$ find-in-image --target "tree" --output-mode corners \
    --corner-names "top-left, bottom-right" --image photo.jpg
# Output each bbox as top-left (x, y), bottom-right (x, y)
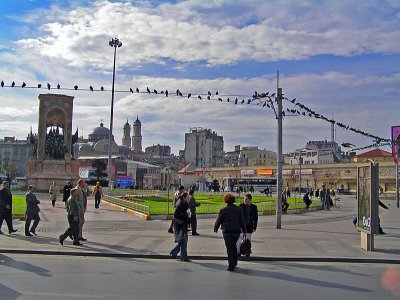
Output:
top-left (92, 159), bottom-right (107, 180)
top-left (6, 163), bottom-right (17, 178)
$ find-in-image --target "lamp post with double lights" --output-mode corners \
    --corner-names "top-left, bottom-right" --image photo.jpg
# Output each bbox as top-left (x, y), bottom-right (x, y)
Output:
top-left (107, 38), bottom-right (122, 189)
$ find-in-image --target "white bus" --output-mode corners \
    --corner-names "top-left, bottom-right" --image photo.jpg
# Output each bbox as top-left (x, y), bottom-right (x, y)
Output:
top-left (223, 177), bottom-right (277, 193)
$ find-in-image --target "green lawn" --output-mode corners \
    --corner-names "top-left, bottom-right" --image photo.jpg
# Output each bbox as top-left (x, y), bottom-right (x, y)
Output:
top-left (107, 191), bottom-right (320, 215)
top-left (12, 195), bottom-right (26, 216)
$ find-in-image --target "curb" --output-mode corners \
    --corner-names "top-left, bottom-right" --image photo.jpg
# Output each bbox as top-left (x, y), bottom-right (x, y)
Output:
top-left (0, 249), bottom-right (399, 264)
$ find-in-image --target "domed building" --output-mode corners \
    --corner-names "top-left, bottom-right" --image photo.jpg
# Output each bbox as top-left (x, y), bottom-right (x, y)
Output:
top-left (89, 122), bottom-right (114, 144)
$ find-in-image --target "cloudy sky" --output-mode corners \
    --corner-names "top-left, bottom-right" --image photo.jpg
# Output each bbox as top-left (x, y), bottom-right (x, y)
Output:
top-left (0, 0), bottom-right (399, 155)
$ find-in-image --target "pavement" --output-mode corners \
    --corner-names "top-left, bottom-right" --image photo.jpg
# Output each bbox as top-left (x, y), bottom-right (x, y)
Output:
top-left (1, 193), bottom-right (399, 263)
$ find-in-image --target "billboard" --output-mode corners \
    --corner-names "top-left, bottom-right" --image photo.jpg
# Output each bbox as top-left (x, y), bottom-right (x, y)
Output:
top-left (116, 176), bottom-right (134, 189)
top-left (392, 125), bottom-right (400, 156)
top-left (294, 169), bottom-right (313, 175)
top-left (256, 169), bottom-right (273, 176)
top-left (357, 163), bottom-right (379, 233)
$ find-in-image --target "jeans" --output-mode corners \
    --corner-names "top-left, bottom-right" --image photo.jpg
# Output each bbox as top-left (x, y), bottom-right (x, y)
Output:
top-left (170, 237), bottom-right (188, 261)
top-left (95, 196), bottom-right (101, 208)
top-left (223, 232), bottom-right (240, 269)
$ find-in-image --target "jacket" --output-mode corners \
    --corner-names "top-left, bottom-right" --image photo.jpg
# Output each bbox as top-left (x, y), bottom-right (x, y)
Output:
top-left (26, 192), bottom-right (40, 215)
top-left (214, 203), bottom-right (246, 234)
top-left (0, 188), bottom-right (12, 212)
top-left (239, 203), bottom-right (258, 233)
top-left (66, 196), bottom-right (80, 217)
top-left (188, 195), bottom-right (200, 214)
top-left (173, 199), bottom-right (189, 243)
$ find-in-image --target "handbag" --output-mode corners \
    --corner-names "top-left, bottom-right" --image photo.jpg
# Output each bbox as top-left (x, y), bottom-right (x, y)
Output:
top-left (240, 234), bottom-right (252, 256)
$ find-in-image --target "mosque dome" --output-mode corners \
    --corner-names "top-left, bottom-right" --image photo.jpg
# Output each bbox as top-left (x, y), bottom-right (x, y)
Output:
top-left (89, 122), bottom-right (114, 143)
top-left (79, 143), bottom-right (94, 152)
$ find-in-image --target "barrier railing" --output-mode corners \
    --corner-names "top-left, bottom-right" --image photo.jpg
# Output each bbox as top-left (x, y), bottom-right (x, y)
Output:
top-left (103, 194), bottom-right (150, 215)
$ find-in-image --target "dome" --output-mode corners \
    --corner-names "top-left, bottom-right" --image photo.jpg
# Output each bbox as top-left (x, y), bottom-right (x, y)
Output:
top-left (91, 122), bottom-right (110, 135)
top-left (89, 122), bottom-right (114, 143)
top-left (79, 143), bottom-right (94, 152)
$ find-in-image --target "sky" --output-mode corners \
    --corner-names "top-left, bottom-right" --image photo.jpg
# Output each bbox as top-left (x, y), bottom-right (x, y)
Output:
top-left (0, 0), bottom-right (399, 155)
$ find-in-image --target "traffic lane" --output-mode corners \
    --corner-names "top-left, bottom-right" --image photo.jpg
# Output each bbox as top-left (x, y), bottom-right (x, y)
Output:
top-left (0, 255), bottom-right (398, 300)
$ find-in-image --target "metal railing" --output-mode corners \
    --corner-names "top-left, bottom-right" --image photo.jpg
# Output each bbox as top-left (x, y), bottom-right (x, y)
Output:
top-left (104, 194), bottom-right (150, 215)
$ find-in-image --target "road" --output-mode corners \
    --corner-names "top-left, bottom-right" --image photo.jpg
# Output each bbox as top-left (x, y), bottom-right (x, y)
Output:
top-left (1, 254), bottom-right (399, 300)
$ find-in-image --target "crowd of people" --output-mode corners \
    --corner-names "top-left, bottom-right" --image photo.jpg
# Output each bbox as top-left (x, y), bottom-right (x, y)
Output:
top-left (0, 180), bottom-right (389, 272)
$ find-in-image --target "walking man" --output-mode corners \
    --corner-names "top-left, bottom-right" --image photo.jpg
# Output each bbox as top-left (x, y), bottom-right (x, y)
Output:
top-left (76, 179), bottom-right (87, 241)
top-left (25, 185), bottom-right (40, 236)
top-left (319, 184), bottom-right (331, 210)
top-left (237, 194), bottom-right (258, 257)
top-left (0, 181), bottom-right (18, 235)
top-left (188, 190), bottom-right (201, 236)
top-left (92, 181), bottom-right (104, 209)
top-left (62, 181), bottom-right (73, 203)
top-left (59, 188), bottom-right (82, 246)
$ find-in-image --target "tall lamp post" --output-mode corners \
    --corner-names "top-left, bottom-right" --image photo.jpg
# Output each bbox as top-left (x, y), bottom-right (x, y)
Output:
top-left (107, 38), bottom-right (122, 189)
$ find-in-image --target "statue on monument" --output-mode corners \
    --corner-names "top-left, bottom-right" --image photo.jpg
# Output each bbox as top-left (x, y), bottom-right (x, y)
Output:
top-left (45, 126), bottom-right (67, 160)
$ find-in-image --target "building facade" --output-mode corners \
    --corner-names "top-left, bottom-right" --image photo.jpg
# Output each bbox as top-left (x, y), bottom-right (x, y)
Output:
top-left (0, 136), bottom-right (34, 177)
top-left (145, 144), bottom-right (171, 157)
top-left (184, 127), bottom-right (224, 167)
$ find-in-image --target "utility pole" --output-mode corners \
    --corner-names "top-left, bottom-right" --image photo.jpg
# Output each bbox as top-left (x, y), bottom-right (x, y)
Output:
top-left (276, 76), bottom-right (283, 229)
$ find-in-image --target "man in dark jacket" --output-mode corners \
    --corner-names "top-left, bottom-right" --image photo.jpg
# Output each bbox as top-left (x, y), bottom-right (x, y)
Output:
top-left (59, 188), bottom-right (82, 246)
top-left (214, 193), bottom-right (246, 272)
top-left (188, 189), bottom-right (201, 236)
top-left (0, 181), bottom-right (18, 234)
top-left (25, 185), bottom-right (40, 236)
top-left (237, 194), bottom-right (258, 256)
top-left (62, 181), bottom-right (73, 203)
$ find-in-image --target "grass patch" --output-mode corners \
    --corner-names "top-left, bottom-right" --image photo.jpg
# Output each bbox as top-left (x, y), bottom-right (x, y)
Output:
top-left (107, 191), bottom-right (320, 215)
top-left (12, 195), bottom-right (26, 216)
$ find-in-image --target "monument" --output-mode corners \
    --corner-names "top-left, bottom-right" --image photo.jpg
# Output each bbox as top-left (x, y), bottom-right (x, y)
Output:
top-left (26, 94), bottom-right (79, 190)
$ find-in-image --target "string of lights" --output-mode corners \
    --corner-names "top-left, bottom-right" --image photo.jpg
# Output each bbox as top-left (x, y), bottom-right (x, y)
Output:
top-left (0, 79), bottom-right (392, 146)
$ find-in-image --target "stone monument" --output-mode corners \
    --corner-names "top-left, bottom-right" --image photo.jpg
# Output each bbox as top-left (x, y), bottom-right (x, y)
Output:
top-left (27, 94), bottom-right (79, 190)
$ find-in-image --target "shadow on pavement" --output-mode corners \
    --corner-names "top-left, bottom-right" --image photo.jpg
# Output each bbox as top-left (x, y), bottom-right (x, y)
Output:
top-left (0, 254), bottom-right (52, 277)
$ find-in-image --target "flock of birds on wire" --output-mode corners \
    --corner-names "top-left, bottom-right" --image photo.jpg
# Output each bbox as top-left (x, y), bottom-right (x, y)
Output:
top-left (0, 80), bottom-right (395, 148)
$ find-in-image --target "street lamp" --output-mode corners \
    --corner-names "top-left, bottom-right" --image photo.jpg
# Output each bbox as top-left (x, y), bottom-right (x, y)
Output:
top-left (107, 38), bottom-right (122, 190)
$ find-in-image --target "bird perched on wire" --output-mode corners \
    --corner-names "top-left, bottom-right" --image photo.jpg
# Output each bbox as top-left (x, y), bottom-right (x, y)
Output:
top-left (208, 91), bottom-right (211, 96)
top-left (74, 85), bottom-right (78, 90)
top-left (1, 81), bottom-right (4, 87)
top-left (165, 90), bottom-right (168, 97)
top-left (130, 88), bottom-right (133, 93)
top-left (207, 95), bottom-right (210, 100)
top-left (38, 83), bottom-right (42, 88)
top-left (136, 87), bottom-right (139, 93)
top-left (147, 87), bottom-right (151, 94)
top-left (154, 89), bottom-right (158, 94)
top-left (47, 83), bottom-right (51, 90)
top-left (198, 95), bottom-right (202, 100)
top-left (187, 93), bottom-right (191, 99)
top-left (12, 81), bottom-right (15, 87)
top-left (90, 86), bottom-right (94, 92)
top-left (341, 142), bottom-right (355, 148)
top-left (22, 82), bottom-right (26, 88)
top-left (100, 86), bottom-right (104, 91)
top-left (57, 84), bottom-right (60, 89)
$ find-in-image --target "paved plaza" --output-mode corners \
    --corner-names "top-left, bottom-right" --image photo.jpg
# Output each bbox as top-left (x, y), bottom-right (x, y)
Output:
top-left (0, 193), bottom-right (399, 263)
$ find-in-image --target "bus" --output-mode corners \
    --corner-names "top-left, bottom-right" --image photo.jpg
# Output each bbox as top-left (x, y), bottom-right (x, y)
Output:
top-left (223, 177), bottom-right (277, 193)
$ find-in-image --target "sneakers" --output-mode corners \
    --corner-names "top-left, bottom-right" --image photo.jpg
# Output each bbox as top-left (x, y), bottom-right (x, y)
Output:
top-left (30, 231), bottom-right (38, 236)
top-left (9, 229), bottom-right (18, 234)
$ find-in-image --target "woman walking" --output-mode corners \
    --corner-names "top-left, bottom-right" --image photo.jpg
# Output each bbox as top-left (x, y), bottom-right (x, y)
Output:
top-left (170, 192), bottom-right (191, 262)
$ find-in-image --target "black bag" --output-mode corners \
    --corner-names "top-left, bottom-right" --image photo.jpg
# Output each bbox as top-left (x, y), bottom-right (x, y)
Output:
top-left (240, 235), bottom-right (252, 256)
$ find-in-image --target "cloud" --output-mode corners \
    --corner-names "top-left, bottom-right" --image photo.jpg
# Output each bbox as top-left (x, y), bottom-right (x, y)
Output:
top-left (14, 0), bottom-right (400, 69)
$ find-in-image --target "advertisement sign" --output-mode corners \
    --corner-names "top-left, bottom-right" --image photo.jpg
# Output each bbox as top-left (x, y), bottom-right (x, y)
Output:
top-left (392, 125), bottom-right (400, 156)
top-left (294, 169), bottom-right (313, 175)
top-left (241, 170), bottom-right (255, 176)
top-left (282, 170), bottom-right (292, 176)
top-left (116, 176), bottom-right (133, 189)
top-left (257, 169), bottom-right (273, 176)
top-left (357, 163), bottom-right (379, 233)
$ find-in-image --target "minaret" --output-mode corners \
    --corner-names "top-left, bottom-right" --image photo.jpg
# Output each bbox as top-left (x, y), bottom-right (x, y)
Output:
top-left (132, 115), bottom-right (142, 152)
top-left (122, 119), bottom-right (131, 147)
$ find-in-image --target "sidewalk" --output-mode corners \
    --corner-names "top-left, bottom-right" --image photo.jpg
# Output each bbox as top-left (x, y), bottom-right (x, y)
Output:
top-left (1, 194), bottom-right (399, 263)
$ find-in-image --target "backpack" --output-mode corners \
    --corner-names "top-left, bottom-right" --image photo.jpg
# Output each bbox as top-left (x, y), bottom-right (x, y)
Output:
top-left (240, 236), bottom-right (252, 256)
